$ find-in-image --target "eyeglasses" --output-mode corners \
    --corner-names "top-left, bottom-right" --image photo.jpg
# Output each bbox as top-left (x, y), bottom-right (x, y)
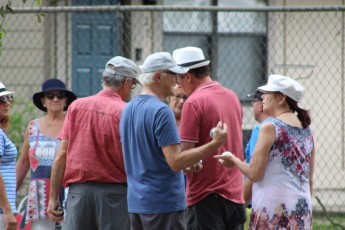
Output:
top-left (177, 74), bottom-right (185, 79)
top-left (162, 71), bottom-right (177, 77)
top-left (126, 78), bottom-right (137, 89)
top-left (0, 95), bottom-right (14, 104)
top-left (44, 92), bottom-right (66, 100)
top-left (173, 95), bottom-right (187, 101)
top-left (251, 99), bottom-right (262, 105)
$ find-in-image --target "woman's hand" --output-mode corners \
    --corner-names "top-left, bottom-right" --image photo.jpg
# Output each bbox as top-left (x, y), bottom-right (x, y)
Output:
top-left (4, 212), bottom-right (17, 230)
top-left (213, 151), bottom-right (236, 168)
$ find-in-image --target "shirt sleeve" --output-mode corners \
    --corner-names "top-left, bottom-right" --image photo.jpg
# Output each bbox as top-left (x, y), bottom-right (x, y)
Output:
top-left (154, 106), bottom-right (180, 147)
top-left (0, 130), bottom-right (5, 158)
top-left (248, 125), bottom-right (260, 161)
top-left (58, 105), bottom-right (73, 140)
top-left (179, 101), bottom-right (200, 142)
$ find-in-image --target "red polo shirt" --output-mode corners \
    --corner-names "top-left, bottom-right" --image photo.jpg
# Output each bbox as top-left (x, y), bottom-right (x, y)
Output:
top-left (59, 90), bottom-right (127, 187)
top-left (180, 81), bottom-right (244, 206)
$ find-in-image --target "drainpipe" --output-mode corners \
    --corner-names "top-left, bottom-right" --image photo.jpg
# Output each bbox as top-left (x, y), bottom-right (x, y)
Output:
top-left (210, 0), bottom-right (218, 80)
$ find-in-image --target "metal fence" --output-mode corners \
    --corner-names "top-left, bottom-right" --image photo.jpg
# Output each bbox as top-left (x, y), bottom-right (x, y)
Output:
top-left (1, 4), bottom-right (345, 226)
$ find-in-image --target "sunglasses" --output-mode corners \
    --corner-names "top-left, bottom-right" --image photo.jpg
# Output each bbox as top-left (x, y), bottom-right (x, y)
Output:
top-left (44, 92), bottom-right (66, 100)
top-left (162, 70), bottom-right (177, 77)
top-left (0, 95), bottom-right (14, 104)
top-left (251, 99), bottom-right (262, 105)
top-left (173, 95), bottom-right (187, 101)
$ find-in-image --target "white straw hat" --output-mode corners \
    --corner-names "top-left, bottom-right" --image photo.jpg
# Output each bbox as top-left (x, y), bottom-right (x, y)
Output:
top-left (0, 82), bottom-right (14, 97)
top-left (172, 46), bottom-right (210, 69)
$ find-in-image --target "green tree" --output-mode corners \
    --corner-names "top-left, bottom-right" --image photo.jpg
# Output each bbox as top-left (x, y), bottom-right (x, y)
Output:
top-left (0, 0), bottom-right (44, 55)
top-left (8, 98), bottom-right (36, 154)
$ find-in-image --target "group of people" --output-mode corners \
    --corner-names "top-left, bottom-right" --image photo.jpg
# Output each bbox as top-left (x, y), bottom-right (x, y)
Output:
top-left (0, 46), bottom-right (315, 230)
top-left (0, 79), bottom-right (77, 230)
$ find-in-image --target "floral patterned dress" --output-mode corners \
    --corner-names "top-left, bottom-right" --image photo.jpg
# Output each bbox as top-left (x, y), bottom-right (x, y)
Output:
top-left (24, 119), bottom-right (64, 224)
top-left (250, 118), bottom-right (314, 230)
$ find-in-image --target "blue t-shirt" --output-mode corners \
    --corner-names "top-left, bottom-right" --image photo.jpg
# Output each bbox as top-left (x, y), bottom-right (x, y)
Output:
top-left (244, 117), bottom-right (274, 163)
top-left (120, 95), bottom-right (186, 214)
top-left (0, 128), bottom-right (18, 214)
top-left (244, 117), bottom-right (273, 206)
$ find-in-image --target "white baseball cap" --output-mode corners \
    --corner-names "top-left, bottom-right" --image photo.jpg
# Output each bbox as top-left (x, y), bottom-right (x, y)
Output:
top-left (172, 46), bottom-right (210, 69)
top-left (104, 56), bottom-right (142, 85)
top-left (0, 82), bottom-right (14, 97)
top-left (258, 75), bottom-right (304, 102)
top-left (140, 52), bottom-right (189, 74)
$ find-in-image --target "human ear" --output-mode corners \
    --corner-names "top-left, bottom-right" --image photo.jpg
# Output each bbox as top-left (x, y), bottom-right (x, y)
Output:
top-left (278, 93), bottom-right (287, 105)
top-left (259, 102), bottom-right (264, 112)
top-left (185, 73), bottom-right (192, 82)
top-left (153, 72), bottom-right (161, 82)
top-left (125, 78), bottom-right (132, 85)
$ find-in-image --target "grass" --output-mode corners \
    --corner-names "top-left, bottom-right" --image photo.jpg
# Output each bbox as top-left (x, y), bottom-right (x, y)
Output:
top-left (313, 215), bottom-right (345, 230)
top-left (312, 196), bottom-right (345, 229)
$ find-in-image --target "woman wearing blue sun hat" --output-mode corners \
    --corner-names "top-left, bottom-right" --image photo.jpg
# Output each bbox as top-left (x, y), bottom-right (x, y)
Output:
top-left (16, 78), bottom-right (76, 230)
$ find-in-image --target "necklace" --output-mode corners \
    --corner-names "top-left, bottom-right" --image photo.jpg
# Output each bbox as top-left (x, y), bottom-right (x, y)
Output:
top-left (277, 110), bottom-right (293, 118)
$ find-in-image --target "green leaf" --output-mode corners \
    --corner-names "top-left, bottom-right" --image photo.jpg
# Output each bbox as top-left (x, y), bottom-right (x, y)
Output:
top-left (5, 5), bottom-right (14, 14)
top-left (0, 28), bottom-right (5, 40)
top-left (0, 6), bottom-right (5, 17)
top-left (23, 0), bottom-right (28, 3)
top-left (35, 0), bottom-right (42, 6)
top-left (37, 14), bottom-right (41, 23)
top-left (0, 30), bottom-right (3, 57)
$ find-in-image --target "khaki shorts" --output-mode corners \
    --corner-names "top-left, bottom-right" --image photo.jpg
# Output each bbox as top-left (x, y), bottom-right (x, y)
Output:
top-left (244, 207), bottom-right (251, 230)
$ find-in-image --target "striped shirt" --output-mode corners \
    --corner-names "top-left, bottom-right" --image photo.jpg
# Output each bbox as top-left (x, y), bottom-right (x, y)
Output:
top-left (0, 128), bottom-right (17, 214)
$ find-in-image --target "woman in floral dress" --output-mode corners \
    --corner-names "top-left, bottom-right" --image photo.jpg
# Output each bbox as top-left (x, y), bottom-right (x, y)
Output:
top-left (16, 79), bottom-right (76, 230)
top-left (215, 75), bottom-right (315, 230)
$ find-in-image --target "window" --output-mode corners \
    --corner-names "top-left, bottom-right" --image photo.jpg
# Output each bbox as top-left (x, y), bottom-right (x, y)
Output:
top-left (163, 0), bottom-right (267, 101)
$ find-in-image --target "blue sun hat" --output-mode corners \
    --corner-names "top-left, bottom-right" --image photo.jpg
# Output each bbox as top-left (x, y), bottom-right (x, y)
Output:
top-left (32, 78), bottom-right (77, 112)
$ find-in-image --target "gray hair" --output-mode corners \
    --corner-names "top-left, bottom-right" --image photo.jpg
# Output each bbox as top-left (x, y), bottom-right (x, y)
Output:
top-left (102, 72), bottom-right (126, 90)
top-left (139, 72), bottom-right (155, 86)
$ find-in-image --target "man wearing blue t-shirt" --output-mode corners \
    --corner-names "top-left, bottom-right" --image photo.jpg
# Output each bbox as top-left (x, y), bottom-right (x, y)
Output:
top-left (120, 52), bottom-right (228, 230)
top-left (243, 90), bottom-right (272, 230)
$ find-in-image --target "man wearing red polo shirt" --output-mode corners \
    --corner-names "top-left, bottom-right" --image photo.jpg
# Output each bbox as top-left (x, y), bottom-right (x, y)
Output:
top-left (173, 47), bottom-right (246, 230)
top-left (47, 56), bottom-right (140, 230)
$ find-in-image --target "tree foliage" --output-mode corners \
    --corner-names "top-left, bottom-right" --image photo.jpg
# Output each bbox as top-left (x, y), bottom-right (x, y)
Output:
top-left (8, 99), bottom-right (36, 153)
top-left (0, 0), bottom-right (44, 55)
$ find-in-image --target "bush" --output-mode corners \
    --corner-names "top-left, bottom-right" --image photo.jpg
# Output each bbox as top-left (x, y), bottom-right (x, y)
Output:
top-left (8, 98), bottom-right (36, 153)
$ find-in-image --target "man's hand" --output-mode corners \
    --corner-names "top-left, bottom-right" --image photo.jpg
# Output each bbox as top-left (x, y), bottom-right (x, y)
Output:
top-left (47, 199), bottom-right (64, 222)
top-left (211, 121), bottom-right (228, 145)
top-left (184, 160), bottom-right (203, 173)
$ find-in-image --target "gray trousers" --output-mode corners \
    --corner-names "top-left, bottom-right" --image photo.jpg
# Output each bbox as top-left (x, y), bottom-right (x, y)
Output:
top-left (63, 182), bottom-right (129, 230)
top-left (129, 210), bottom-right (186, 230)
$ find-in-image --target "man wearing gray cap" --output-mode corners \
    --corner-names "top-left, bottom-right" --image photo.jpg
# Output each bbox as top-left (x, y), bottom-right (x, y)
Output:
top-left (120, 52), bottom-right (228, 230)
top-left (47, 56), bottom-right (140, 230)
